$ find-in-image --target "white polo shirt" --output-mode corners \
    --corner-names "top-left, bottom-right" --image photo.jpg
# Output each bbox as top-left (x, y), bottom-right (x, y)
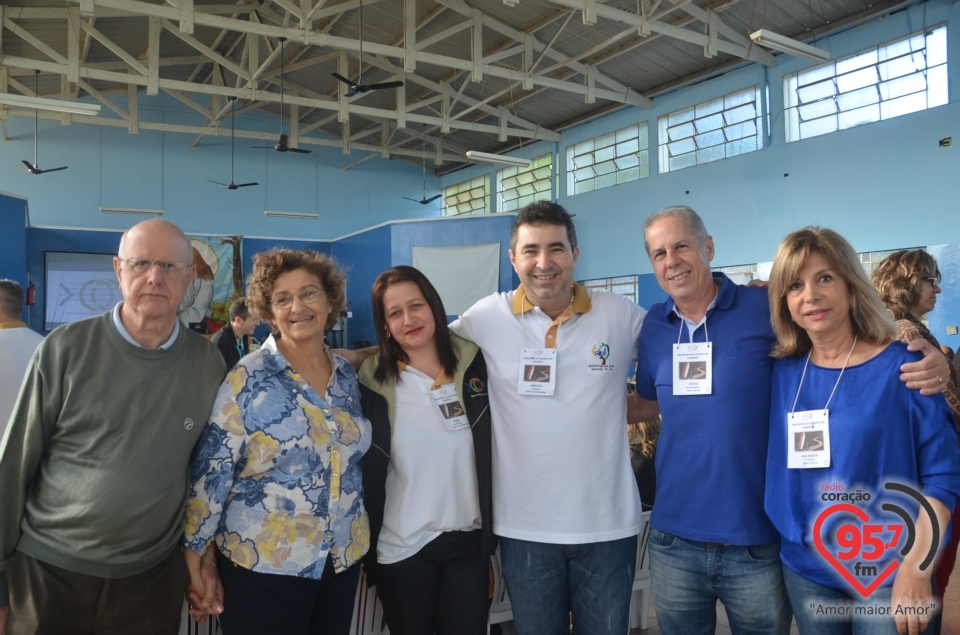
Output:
top-left (451, 283), bottom-right (645, 544)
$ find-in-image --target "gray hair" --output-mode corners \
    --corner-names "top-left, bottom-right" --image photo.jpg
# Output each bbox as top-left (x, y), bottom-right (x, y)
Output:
top-left (0, 279), bottom-right (25, 320)
top-left (642, 206), bottom-right (709, 254)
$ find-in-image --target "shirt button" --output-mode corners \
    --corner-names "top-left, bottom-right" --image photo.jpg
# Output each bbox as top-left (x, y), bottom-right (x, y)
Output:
top-left (322, 408), bottom-right (332, 416)
top-left (547, 334), bottom-right (554, 339)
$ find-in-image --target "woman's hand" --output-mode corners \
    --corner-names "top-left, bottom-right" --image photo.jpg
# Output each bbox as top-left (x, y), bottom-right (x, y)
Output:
top-left (901, 339), bottom-right (950, 395)
top-left (184, 547), bottom-right (224, 624)
top-left (891, 566), bottom-right (934, 635)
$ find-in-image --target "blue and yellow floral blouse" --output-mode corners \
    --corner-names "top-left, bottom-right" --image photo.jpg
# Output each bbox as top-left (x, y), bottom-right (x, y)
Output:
top-left (184, 336), bottom-right (372, 577)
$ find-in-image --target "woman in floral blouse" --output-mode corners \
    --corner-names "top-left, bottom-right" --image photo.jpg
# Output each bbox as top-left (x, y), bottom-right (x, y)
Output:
top-left (183, 248), bottom-right (371, 635)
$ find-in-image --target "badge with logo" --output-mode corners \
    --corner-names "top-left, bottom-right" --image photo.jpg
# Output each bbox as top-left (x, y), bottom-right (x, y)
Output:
top-left (518, 348), bottom-right (557, 396)
top-left (430, 383), bottom-right (470, 431)
top-left (788, 409), bottom-right (830, 468)
top-left (672, 342), bottom-right (712, 395)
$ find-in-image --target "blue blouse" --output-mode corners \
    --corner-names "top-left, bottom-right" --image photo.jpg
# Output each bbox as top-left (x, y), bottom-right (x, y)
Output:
top-left (765, 341), bottom-right (960, 589)
top-left (184, 336), bottom-right (372, 577)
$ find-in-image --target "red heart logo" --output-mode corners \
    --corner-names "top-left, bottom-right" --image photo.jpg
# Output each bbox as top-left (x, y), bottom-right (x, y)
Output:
top-left (812, 503), bottom-right (899, 598)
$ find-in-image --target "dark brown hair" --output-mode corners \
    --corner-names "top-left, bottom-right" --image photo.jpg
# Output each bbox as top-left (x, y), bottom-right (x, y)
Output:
top-left (509, 201), bottom-right (578, 252)
top-left (371, 266), bottom-right (458, 384)
top-left (246, 249), bottom-right (345, 335)
top-left (871, 249), bottom-right (941, 320)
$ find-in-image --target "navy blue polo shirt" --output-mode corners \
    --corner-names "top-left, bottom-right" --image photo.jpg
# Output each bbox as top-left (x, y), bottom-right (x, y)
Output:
top-left (636, 273), bottom-right (780, 545)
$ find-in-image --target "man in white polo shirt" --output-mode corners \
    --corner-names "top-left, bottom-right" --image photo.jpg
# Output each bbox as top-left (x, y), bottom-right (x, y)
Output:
top-left (450, 201), bottom-right (649, 635)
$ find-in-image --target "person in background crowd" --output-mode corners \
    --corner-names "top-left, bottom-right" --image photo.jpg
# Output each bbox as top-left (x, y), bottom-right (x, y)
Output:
top-left (630, 207), bottom-right (951, 635)
top-left (358, 266), bottom-right (495, 635)
top-left (0, 280), bottom-right (43, 440)
top-left (872, 249), bottom-right (960, 635)
top-left (942, 345), bottom-right (955, 363)
top-left (450, 202), bottom-right (648, 635)
top-left (628, 410), bottom-right (660, 512)
top-left (183, 249), bottom-right (370, 635)
top-left (766, 228), bottom-right (960, 635)
top-left (0, 219), bottom-right (226, 635)
top-left (210, 297), bottom-right (260, 370)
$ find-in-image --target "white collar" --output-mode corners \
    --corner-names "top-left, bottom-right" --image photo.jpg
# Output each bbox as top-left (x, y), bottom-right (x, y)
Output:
top-left (112, 302), bottom-right (179, 350)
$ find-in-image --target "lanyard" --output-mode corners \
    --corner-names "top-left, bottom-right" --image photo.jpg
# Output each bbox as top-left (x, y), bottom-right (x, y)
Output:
top-left (674, 287), bottom-right (717, 345)
top-left (790, 336), bottom-right (858, 414)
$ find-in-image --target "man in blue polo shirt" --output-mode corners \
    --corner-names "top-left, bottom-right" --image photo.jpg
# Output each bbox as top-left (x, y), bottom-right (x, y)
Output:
top-left (629, 206), bottom-right (951, 635)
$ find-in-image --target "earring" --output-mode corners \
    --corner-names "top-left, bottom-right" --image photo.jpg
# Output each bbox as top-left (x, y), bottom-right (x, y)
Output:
top-left (385, 331), bottom-right (391, 340)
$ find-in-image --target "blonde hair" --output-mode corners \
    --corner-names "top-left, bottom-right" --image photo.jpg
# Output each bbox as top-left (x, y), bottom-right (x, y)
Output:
top-left (628, 416), bottom-right (661, 459)
top-left (768, 227), bottom-right (896, 358)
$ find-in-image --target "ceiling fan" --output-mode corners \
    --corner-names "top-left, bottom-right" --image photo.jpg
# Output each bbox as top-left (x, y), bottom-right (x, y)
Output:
top-left (209, 99), bottom-right (258, 190)
top-left (403, 125), bottom-right (441, 205)
top-left (16, 71), bottom-right (67, 175)
top-left (252, 37), bottom-right (312, 154)
top-left (331, 0), bottom-right (404, 98)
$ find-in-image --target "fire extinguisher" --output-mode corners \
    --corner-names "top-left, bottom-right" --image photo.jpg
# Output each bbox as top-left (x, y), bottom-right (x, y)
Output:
top-left (26, 283), bottom-right (35, 306)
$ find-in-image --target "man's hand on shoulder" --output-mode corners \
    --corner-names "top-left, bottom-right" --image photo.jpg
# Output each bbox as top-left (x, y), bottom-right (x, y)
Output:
top-left (334, 347), bottom-right (377, 371)
top-left (900, 338), bottom-right (950, 396)
top-left (628, 390), bottom-right (660, 424)
top-left (0, 604), bottom-right (10, 635)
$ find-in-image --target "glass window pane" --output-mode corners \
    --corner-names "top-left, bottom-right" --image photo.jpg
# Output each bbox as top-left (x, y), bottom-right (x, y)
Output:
top-left (595, 132), bottom-right (616, 149)
top-left (836, 50), bottom-right (877, 75)
top-left (926, 27), bottom-right (947, 66)
top-left (573, 139), bottom-right (594, 156)
top-left (798, 80), bottom-right (836, 103)
top-left (637, 151), bottom-right (649, 177)
top-left (878, 54), bottom-right (926, 81)
top-left (614, 153), bottom-right (639, 170)
top-left (594, 145), bottom-right (615, 163)
top-left (880, 91), bottom-right (927, 118)
top-left (724, 88), bottom-right (756, 109)
top-left (668, 122), bottom-right (695, 141)
top-left (723, 120), bottom-right (756, 142)
top-left (617, 167), bottom-right (640, 184)
top-left (838, 104), bottom-right (879, 129)
top-left (799, 116), bottom-right (838, 139)
top-left (595, 172), bottom-right (616, 189)
top-left (593, 160), bottom-right (616, 176)
top-left (694, 113), bottom-right (724, 134)
top-left (616, 125), bottom-right (638, 143)
top-left (668, 138), bottom-right (696, 156)
top-left (694, 130), bottom-right (725, 149)
top-left (724, 103), bottom-right (757, 125)
top-left (837, 66), bottom-right (879, 92)
top-left (695, 96), bottom-right (724, 118)
top-left (668, 108), bottom-right (694, 126)
top-left (696, 145), bottom-right (724, 164)
top-left (836, 85), bottom-right (879, 111)
top-left (616, 138), bottom-right (639, 157)
top-left (574, 180), bottom-right (595, 194)
top-left (669, 153), bottom-right (696, 171)
top-left (928, 64), bottom-right (949, 108)
top-left (798, 99), bottom-right (838, 121)
top-left (725, 137), bottom-right (757, 157)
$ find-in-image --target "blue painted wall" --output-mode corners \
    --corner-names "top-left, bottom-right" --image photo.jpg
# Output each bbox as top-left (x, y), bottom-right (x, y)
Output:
top-left (440, 0), bottom-right (960, 284)
top-left (927, 244), bottom-right (960, 350)
top-left (0, 193), bottom-right (29, 319)
top-left (330, 226), bottom-right (393, 347)
top-left (25, 227), bottom-right (123, 333)
top-left (0, 92), bottom-right (441, 239)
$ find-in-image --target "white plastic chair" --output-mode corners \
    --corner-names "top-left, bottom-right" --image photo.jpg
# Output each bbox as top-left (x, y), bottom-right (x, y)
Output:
top-left (350, 569), bottom-right (390, 635)
top-left (628, 511), bottom-right (653, 632)
top-left (488, 546), bottom-right (515, 635)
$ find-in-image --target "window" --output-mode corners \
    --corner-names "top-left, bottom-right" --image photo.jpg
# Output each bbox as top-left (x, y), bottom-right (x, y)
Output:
top-left (712, 263), bottom-right (759, 283)
top-left (442, 175), bottom-right (490, 216)
top-left (578, 275), bottom-right (638, 303)
top-left (566, 124), bottom-right (649, 196)
top-left (658, 86), bottom-right (762, 173)
top-left (784, 26), bottom-right (948, 143)
top-left (498, 154), bottom-right (552, 213)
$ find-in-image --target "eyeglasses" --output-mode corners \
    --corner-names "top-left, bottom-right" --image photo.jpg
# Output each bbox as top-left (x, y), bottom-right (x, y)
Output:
top-left (271, 286), bottom-right (325, 310)
top-left (925, 277), bottom-right (941, 287)
top-left (120, 258), bottom-right (191, 279)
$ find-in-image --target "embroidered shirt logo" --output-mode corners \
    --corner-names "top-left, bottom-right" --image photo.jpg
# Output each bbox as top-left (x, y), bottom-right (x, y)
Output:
top-left (592, 343), bottom-right (610, 365)
top-left (466, 377), bottom-right (486, 394)
top-left (184, 418), bottom-right (194, 430)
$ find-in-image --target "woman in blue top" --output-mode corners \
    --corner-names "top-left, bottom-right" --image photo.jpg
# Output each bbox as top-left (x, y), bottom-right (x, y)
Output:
top-left (765, 228), bottom-right (960, 635)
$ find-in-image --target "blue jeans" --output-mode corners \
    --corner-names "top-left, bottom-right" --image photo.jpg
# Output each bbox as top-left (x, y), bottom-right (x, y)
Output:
top-left (783, 564), bottom-right (935, 635)
top-left (498, 534), bottom-right (637, 635)
top-left (648, 529), bottom-right (792, 635)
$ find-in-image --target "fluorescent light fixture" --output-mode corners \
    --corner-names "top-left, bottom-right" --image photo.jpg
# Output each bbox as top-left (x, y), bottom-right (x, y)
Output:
top-left (264, 210), bottom-right (320, 219)
top-left (0, 93), bottom-right (101, 116)
top-left (749, 30), bottom-right (830, 62)
top-left (465, 151), bottom-right (532, 167)
top-left (100, 206), bottom-right (163, 215)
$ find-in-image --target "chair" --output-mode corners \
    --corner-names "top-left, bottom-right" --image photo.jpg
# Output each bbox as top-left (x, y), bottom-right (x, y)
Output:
top-left (628, 510), bottom-right (653, 632)
top-left (350, 570), bottom-right (390, 635)
top-left (488, 546), bottom-right (515, 635)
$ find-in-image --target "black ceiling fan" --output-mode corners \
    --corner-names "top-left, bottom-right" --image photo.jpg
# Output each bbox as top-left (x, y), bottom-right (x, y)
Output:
top-left (16, 71), bottom-right (67, 175)
top-left (252, 37), bottom-right (312, 154)
top-left (331, 0), bottom-right (404, 98)
top-left (403, 124), bottom-right (441, 205)
top-left (209, 99), bottom-right (258, 190)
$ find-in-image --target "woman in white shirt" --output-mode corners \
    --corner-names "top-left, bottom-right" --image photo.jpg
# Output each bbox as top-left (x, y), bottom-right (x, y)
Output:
top-left (357, 266), bottom-right (495, 635)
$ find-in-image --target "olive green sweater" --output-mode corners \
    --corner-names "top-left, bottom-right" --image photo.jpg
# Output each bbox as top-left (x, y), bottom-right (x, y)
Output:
top-left (0, 311), bottom-right (225, 605)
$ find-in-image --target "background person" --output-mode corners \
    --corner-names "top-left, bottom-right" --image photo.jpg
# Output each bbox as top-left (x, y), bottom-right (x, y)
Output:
top-left (0, 219), bottom-right (226, 635)
top-left (358, 266), bottom-right (494, 635)
top-left (872, 249), bottom-right (960, 635)
top-left (210, 297), bottom-right (260, 370)
top-left (0, 280), bottom-right (43, 440)
top-left (765, 228), bottom-right (960, 635)
top-left (183, 249), bottom-right (370, 635)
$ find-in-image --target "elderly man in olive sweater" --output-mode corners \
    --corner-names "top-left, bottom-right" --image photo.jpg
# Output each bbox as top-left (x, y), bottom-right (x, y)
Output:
top-left (0, 219), bottom-right (225, 635)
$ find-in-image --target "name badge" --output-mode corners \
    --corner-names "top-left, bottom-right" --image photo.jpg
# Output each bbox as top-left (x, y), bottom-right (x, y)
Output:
top-left (430, 383), bottom-right (470, 431)
top-left (672, 343), bottom-right (712, 395)
top-left (518, 348), bottom-right (557, 396)
top-left (787, 409), bottom-right (831, 469)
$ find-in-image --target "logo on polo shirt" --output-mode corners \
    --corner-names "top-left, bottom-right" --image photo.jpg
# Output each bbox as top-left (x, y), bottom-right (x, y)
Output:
top-left (184, 418), bottom-right (194, 430)
top-left (588, 342), bottom-right (614, 372)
